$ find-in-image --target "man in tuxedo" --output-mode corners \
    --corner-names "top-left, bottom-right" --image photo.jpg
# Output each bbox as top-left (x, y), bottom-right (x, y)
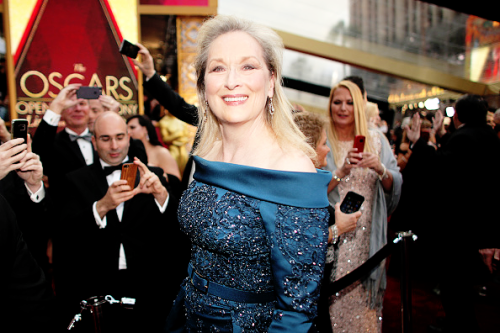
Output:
top-left (32, 84), bottom-right (95, 196)
top-left (407, 95), bottom-right (500, 332)
top-left (57, 112), bottom-right (186, 332)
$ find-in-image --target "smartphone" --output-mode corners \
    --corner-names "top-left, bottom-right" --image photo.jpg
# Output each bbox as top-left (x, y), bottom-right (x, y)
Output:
top-left (11, 118), bottom-right (29, 142)
top-left (340, 191), bottom-right (365, 214)
top-left (120, 163), bottom-right (138, 189)
top-left (353, 135), bottom-right (365, 153)
top-left (119, 39), bottom-right (139, 59)
top-left (76, 86), bottom-right (102, 99)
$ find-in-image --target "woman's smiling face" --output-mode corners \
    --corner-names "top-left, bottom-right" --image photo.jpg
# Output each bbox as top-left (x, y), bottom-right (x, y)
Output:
top-left (204, 31), bottom-right (274, 126)
top-left (330, 86), bottom-right (355, 128)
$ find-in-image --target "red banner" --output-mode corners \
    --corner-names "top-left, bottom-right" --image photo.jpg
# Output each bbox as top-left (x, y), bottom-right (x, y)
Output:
top-left (140, 0), bottom-right (208, 5)
top-left (14, 0), bottom-right (138, 125)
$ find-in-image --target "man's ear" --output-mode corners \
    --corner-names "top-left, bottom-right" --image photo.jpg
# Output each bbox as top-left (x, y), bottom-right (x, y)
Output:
top-left (91, 136), bottom-right (97, 151)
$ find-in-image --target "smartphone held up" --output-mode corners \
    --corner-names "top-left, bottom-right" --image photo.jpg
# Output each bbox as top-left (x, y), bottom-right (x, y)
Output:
top-left (11, 118), bottom-right (29, 143)
top-left (119, 40), bottom-right (140, 59)
top-left (76, 86), bottom-right (102, 99)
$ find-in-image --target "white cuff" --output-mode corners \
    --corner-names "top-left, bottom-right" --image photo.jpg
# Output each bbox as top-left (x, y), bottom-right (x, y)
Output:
top-left (43, 109), bottom-right (61, 126)
top-left (92, 201), bottom-right (107, 229)
top-left (24, 181), bottom-right (45, 203)
top-left (155, 195), bottom-right (169, 213)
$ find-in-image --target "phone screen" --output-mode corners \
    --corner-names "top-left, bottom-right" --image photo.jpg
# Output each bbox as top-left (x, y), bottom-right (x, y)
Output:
top-left (12, 119), bottom-right (28, 142)
top-left (340, 191), bottom-right (365, 214)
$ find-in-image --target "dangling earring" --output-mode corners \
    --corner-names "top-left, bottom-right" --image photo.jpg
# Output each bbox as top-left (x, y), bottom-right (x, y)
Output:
top-left (268, 97), bottom-right (275, 116)
top-left (204, 100), bottom-right (209, 123)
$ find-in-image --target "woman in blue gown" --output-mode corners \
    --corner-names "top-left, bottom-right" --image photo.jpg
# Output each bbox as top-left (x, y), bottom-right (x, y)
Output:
top-left (166, 15), bottom-right (332, 332)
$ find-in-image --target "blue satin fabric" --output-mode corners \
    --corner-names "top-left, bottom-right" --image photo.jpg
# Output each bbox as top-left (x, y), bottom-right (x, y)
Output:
top-left (175, 156), bottom-right (331, 332)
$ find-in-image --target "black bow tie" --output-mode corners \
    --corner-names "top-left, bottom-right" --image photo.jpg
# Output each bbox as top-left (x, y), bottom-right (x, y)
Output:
top-left (103, 164), bottom-right (123, 176)
top-left (69, 133), bottom-right (92, 142)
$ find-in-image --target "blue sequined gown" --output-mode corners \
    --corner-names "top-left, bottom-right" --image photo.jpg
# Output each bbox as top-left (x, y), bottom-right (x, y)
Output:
top-left (176, 156), bottom-right (331, 332)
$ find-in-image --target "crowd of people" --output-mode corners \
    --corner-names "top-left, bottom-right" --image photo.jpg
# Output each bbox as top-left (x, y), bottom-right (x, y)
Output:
top-left (0, 14), bottom-right (499, 333)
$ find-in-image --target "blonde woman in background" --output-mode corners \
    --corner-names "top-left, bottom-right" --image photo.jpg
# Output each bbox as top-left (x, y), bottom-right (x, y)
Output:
top-left (324, 80), bottom-right (402, 333)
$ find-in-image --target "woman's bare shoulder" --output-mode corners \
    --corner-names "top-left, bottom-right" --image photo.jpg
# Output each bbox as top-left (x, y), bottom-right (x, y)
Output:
top-left (270, 148), bottom-right (316, 173)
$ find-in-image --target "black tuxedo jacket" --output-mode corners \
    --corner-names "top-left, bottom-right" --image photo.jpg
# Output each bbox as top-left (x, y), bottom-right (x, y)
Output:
top-left (0, 172), bottom-right (51, 272)
top-left (411, 123), bottom-right (500, 251)
top-left (144, 73), bottom-right (199, 191)
top-left (144, 73), bottom-right (199, 127)
top-left (0, 194), bottom-right (56, 332)
top-left (32, 120), bottom-right (96, 195)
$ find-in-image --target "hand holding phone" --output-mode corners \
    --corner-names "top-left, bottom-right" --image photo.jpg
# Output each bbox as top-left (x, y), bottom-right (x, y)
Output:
top-left (340, 191), bottom-right (365, 214)
top-left (119, 40), bottom-right (140, 59)
top-left (11, 119), bottom-right (29, 163)
top-left (120, 163), bottom-right (138, 189)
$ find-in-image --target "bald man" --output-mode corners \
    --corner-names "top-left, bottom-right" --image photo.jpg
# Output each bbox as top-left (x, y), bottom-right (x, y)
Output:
top-left (55, 112), bottom-right (188, 332)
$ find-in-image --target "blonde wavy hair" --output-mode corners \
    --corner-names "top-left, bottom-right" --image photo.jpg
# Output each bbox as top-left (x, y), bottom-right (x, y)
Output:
top-left (191, 15), bottom-right (315, 159)
top-left (327, 80), bottom-right (374, 166)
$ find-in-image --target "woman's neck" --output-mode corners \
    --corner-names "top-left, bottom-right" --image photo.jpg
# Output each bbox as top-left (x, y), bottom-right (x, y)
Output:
top-left (335, 124), bottom-right (355, 141)
top-left (212, 121), bottom-right (278, 165)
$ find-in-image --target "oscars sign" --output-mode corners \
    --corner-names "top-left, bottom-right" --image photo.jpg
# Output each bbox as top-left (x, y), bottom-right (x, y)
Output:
top-left (7, 0), bottom-right (139, 126)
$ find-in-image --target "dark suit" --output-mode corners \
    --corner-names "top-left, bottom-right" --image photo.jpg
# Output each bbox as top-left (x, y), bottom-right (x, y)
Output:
top-left (0, 194), bottom-right (56, 333)
top-left (410, 123), bottom-right (500, 332)
top-left (57, 162), bottom-right (188, 332)
top-left (0, 172), bottom-right (51, 275)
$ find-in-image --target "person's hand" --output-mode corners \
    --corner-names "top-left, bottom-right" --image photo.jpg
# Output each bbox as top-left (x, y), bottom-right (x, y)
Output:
top-left (132, 157), bottom-right (169, 205)
top-left (96, 179), bottom-right (135, 218)
top-left (431, 110), bottom-right (445, 138)
top-left (0, 118), bottom-right (10, 143)
top-left (337, 148), bottom-right (362, 179)
top-left (99, 95), bottom-right (121, 113)
top-left (405, 113), bottom-right (421, 143)
top-left (16, 135), bottom-right (43, 192)
top-left (132, 43), bottom-right (156, 79)
top-left (479, 248), bottom-right (497, 274)
top-left (334, 202), bottom-right (361, 235)
top-left (357, 151), bottom-right (384, 175)
top-left (49, 83), bottom-right (82, 114)
top-left (0, 138), bottom-right (28, 180)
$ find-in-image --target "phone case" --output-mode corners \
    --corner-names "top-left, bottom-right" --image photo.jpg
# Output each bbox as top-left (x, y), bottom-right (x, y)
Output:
top-left (76, 86), bottom-right (102, 99)
top-left (340, 191), bottom-right (365, 214)
top-left (353, 135), bottom-right (365, 153)
top-left (120, 163), bottom-right (138, 189)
